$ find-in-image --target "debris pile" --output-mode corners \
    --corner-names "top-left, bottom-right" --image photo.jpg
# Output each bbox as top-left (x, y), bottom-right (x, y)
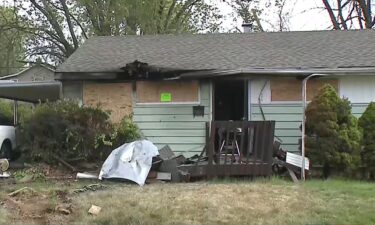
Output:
top-left (148, 145), bottom-right (188, 184)
top-left (272, 141), bottom-right (310, 182)
top-left (75, 140), bottom-right (208, 186)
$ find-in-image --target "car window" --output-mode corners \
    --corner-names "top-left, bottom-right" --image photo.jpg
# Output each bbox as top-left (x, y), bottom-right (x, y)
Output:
top-left (0, 112), bottom-right (12, 126)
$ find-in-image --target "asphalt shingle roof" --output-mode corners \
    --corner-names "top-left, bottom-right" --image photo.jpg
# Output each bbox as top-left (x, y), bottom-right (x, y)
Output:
top-left (56, 30), bottom-right (375, 73)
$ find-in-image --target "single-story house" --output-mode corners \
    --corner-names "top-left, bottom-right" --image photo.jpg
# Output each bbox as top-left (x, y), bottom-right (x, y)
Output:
top-left (0, 64), bottom-right (55, 82)
top-left (55, 29), bottom-right (375, 157)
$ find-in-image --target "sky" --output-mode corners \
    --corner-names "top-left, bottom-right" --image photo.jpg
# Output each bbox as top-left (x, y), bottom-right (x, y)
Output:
top-left (216, 0), bottom-right (331, 32)
top-left (1, 0), bottom-right (333, 32)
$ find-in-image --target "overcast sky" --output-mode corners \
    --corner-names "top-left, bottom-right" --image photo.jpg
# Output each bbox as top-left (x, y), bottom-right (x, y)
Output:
top-left (1, 0), bottom-right (332, 32)
top-left (216, 0), bottom-right (331, 31)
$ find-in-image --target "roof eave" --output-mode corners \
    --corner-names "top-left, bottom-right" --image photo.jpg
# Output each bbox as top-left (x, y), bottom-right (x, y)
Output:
top-left (173, 67), bottom-right (375, 80)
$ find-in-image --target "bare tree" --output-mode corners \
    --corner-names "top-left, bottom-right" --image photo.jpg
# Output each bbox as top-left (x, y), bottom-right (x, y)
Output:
top-left (3, 0), bottom-right (222, 64)
top-left (7, 0), bottom-right (87, 64)
top-left (228, 0), bottom-right (292, 32)
top-left (322, 0), bottom-right (375, 29)
top-left (275, 0), bottom-right (291, 31)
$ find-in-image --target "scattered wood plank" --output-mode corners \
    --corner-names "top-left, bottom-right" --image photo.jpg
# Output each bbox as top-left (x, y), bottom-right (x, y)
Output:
top-left (158, 145), bottom-right (175, 160)
top-left (287, 167), bottom-right (299, 183)
top-left (156, 172), bottom-right (171, 181)
top-left (52, 155), bottom-right (76, 172)
top-left (8, 187), bottom-right (36, 197)
top-left (159, 159), bottom-right (179, 182)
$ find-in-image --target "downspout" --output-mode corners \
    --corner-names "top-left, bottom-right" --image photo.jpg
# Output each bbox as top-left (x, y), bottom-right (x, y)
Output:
top-left (13, 101), bottom-right (18, 126)
top-left (301, 73), bottom-right (328, 181)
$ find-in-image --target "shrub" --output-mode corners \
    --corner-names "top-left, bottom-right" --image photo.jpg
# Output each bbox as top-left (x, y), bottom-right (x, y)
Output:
top-left (19, 101), bottom-right (113, 163)
top-left (18, 100), bottom-right (141, 165)
top-left (0, 100), bottom-right (33, 125)
top-left (0, 100), bottom-right (13, 125)
top-left (112, 116), bottom-right (141, 148)
top-left (305, 84), bottom-right (361, 177)
top-left (358, 102), bottom-right (375, 177)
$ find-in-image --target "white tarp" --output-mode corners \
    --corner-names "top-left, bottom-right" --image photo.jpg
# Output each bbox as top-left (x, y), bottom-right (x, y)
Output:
top-left (98, 140), bottom-right (159, 186)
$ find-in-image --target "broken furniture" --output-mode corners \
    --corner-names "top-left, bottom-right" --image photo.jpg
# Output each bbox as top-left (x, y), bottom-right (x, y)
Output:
top-left (218, 127), bottom-right (242, 163)
top-left (272, 141), bottom-right (310, 182)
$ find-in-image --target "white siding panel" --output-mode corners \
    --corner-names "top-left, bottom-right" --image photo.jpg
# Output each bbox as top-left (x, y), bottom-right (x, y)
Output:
top-left (340, 76), bottom-right (375, 103)
top-left (133, 81), bottom-right (210, 156)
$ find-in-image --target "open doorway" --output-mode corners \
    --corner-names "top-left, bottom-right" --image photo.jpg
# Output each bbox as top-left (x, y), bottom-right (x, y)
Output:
top-left (214, 80), bottom-right (247, 121)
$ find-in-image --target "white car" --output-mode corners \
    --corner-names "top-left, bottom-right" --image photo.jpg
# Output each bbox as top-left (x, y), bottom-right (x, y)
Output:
top-left (0, 104), bottom-right (16, 160)
top-left (0, 80), bottom-right (17, 159)
top-left (0, 123), bottom-right (16, 159)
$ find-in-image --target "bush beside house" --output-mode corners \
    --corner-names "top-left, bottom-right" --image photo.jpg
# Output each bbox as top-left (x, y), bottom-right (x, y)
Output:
top-left (305, 84), bottom-right (361, 178)
top-left (358, 102), bottom-right (375, 179)
top-left (0, 100), bottom-right (33, 125)
top-left (18, 101), bottom-right (140, 165)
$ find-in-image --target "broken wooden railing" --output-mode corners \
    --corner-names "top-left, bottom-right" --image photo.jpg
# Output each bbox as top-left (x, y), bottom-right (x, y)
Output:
top-left (178, 121), bottom-right (275, 178)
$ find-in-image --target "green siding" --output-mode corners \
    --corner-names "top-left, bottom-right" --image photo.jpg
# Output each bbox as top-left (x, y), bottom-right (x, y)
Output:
top-left (251, 103), bottom-right (367, 153)
top-left (134, 81), bottom-right (210, 157)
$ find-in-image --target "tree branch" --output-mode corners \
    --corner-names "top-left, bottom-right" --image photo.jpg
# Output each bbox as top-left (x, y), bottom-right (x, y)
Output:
top-left (60, 0), bottom-right (79, 48)
top-left (173, 0), bottom-right (201, 26)
top-left (252, 9), bottom-right (264, 32)
top-left (357, 0), bottom-right (372, 28)
top-left (337, 0), bottom-right (348, 29)
top-left (164, 0), bottom-right (177, 31)
top-left (322, 0), bottom-right (341, 29)
top-left (30, 0), bottom-right (74, 56)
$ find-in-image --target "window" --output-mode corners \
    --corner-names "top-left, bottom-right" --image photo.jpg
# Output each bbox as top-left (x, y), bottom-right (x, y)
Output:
top-left (340, 76), bottom-right (375, 103)
top-left (270, 78), bottom-right (338, 102)
top-left (136, 80), bottom-right (199, 104)
top-left (0, 112), bottom-right (12, 126)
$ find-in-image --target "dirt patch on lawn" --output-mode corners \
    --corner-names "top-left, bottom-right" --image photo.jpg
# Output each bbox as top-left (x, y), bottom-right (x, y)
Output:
top-left (2, 188), bottom-right (74, 225)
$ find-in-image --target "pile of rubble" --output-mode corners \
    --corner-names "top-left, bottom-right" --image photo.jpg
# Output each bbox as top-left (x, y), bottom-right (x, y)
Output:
top-left (77, 140), bottom-right (206, 186)
top-left (272, 140), bottom-right (310, 182)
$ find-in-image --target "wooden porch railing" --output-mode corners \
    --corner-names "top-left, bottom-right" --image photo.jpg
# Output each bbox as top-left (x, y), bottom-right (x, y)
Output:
top-left (205, 120), bottom-right (275, 178)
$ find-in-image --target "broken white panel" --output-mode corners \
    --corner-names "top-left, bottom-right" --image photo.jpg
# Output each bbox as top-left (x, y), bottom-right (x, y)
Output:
top-left (286, 152), bottom-right (309, 170)
top-left (99, 140), bottom-right (159, 186)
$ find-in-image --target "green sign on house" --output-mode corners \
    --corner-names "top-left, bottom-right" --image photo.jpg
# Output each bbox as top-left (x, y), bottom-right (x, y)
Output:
top-left (160, 92), bottom-right (172, 102)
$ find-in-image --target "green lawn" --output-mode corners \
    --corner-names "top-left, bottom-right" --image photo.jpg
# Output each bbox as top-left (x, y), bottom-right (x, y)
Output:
top-left (0, 178), bottom-right (374, 225)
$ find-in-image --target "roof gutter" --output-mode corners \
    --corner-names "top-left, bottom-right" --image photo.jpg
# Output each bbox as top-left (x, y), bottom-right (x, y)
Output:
top-left (172, 67), bottom-right (375, 80)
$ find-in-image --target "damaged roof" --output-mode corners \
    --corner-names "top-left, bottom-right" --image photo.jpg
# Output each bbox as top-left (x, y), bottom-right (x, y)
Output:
top-left (56, 29), bottom-right (375, 74)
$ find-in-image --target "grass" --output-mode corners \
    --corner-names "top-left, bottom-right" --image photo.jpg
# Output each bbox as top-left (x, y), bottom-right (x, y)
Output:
top-left (73, 178), bottom-right (375, 225)
top-left (0, 178), bottom-right (374, 225)
top-left (302, 179), bottom-right (375, 225)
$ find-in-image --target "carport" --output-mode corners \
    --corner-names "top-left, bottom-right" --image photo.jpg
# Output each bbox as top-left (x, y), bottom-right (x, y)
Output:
top-left (0, 81), bottom-right (61, 124)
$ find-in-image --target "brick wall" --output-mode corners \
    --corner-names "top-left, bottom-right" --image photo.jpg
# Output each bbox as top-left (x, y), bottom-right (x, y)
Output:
top-left (83, 82), bottom-right (133, 122)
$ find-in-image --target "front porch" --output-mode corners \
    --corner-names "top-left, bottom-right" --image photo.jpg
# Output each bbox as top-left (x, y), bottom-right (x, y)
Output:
top-left (178, 120), bottom-right (275, 178)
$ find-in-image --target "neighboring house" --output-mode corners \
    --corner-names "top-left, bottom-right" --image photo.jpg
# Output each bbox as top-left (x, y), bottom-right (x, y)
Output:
top-left (0, 64), bottom-right (55, 82)
top-left (55, 29), bottom-right (375, 156)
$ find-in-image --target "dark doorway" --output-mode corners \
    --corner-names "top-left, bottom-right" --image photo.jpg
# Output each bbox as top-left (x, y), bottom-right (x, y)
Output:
top-left (214, 80), bottom-right (247, 121)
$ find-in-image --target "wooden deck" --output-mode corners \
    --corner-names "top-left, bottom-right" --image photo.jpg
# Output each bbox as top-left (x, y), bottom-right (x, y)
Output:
top-left (179, 121), bottom-right (275, 178)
